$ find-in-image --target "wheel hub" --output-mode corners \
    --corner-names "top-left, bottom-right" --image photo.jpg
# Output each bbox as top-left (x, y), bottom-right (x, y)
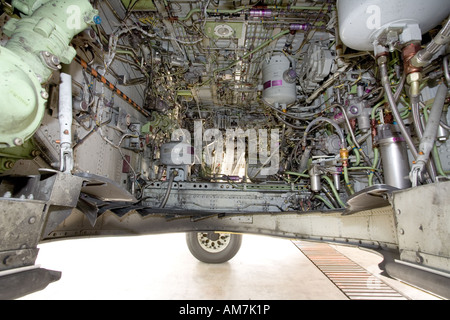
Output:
top-left (197, 232), bottom-right (231, 253)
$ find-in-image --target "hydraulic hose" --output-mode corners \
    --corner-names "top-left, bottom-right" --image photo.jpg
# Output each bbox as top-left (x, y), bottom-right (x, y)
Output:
top-left (379, 57), bottom-right (419, 159)
top-left (159, 171), bottom-right (177, 208)
top-left (411, 97), bottom-right (438, 182)
top-left (322, 175), bottom-right (346, 208)
top-left (312, 194), bottom-right (335, 210)
top-left (411, 83), bottom-right (448, 184)
top-left (411, 17), bottom-right (450, 68)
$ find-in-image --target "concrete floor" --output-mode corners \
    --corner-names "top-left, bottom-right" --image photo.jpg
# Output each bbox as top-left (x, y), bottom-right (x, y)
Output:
top-left (19, 233), bottom-right (441, 300)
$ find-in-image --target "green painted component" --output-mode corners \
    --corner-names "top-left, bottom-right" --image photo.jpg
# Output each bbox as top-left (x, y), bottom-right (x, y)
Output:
top-left (176, 90), bottom-right (193, 97)
top-left (0, 158), bottom-right (16, 173)
top-left (121, 0), bottom-right (156, 11)
top-left (0, 46), bottom-right (45, 148)
top-left (0, 0), bottom-right (98, 148)
top-left (5, 0), bottom-right (99, 82)
top-left (142, 112), bottom-right (176, 134)
top-left (141, 122), bottom-right (151, 134)
top-left (0, 139), bottom-right (36, 158)
top-left (0, 139), bottom-right (37, 173)
top-left (11, 0), bottom-right (51, 15)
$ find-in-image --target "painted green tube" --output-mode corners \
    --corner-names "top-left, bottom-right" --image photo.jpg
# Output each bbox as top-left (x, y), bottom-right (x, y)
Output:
top-left (347, 134), bottom-right (360, 166)
top-left (343, 166), bottom-right (354, 195)
top-left (284, 171), bottom-right (310, 179)
top-left (322, 175), bottom-right (346, 208)
top-left (313, 195), bottom-right (335, 209)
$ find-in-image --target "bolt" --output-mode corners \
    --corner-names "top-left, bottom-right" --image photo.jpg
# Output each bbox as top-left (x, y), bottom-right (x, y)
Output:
top-left (4, 161), bottom-right (14, 169)
top-left (349, 105), bottom-right (359, 115)
top-left (407, 72), bottom-right (422, 84)
top-left (41, 91), bottom-right (49, 99)
top-left (31, 150), bottom-right (41, 157)
top-left (51, 55), bottom-right (60, 65)
top-left (399, 228), bottom-right (404, 235)
top-left (14, 138), bottom-right (23, 146)
top-left (416, 254), bottom-right (424, 264)
top-left (28, 216), bottom-right (36, 224)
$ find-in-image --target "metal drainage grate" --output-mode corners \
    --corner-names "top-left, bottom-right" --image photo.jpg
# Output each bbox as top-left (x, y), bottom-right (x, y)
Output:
top-left (292, 240), bottom-right (408, 300)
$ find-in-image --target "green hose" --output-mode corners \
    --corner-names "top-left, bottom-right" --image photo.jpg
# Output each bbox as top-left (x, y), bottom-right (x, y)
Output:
top-left (284, 171), bottom-right (310, 179)
top-left (313, 195), bottom-right (335, 209)
top-left (347, 134), bottom-right (361, 166)
top-left (322, 175), bottom-right (346, 208)
top-left (343, 166), bottom-right (354, 195)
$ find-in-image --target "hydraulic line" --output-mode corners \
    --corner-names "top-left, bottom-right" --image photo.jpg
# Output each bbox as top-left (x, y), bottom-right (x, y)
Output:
top-left (444, 55), bottom-right (450, 86)
top-left (159, 171), bottom-right (177, 209)
top-left (343, 166), bottom-right (354, 195)
top-left (411, 16), bottom-right (450, 68)
top-left (411, 83), bottom-right (448, 183)
top-left (379, 57), bottom-right (419, 159)
top-left (368, 148), bottom-right (380, 186)
top-left (322, 175), bottom-right (346, 208)
top-left (411, 97), bottom-right (438, 182)
top-left (312, 194), bottom-right (335, 209)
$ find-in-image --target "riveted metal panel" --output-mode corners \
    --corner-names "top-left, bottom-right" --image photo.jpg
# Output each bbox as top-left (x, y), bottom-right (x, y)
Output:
top-left (393, 181), bottom-right (450, 274)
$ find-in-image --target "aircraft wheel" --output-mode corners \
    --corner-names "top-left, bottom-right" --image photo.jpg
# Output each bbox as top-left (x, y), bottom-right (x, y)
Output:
top-left (186, 232), bottom-right (242, 264)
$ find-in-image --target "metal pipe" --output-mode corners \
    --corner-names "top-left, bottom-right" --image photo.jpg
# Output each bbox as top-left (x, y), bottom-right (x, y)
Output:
top-left (411, 83), bottom-right (448, 183)
top-left (411, 17), bottom-right (450, 68)
top-left (379, 56), bottom-right (419, 159)
top-left (411, 98), bottom-right (438, 182)
top-left (444, 55), bottom-right (450, 86)
top-left (59, 73), bottom-right (74, 173)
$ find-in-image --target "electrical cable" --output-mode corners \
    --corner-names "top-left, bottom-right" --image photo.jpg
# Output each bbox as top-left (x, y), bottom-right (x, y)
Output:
top-left (159, 171), bottom-right (177, 208)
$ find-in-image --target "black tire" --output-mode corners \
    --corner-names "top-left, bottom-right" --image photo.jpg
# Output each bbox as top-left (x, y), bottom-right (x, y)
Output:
top-left (186, 232), bottom-right (242, 264)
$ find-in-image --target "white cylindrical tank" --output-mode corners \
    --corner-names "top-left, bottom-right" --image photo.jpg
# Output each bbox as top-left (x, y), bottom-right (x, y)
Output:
top-left (262, 54), bottom-right (296, 107)
top-left (338, 0), bottom-right (450, 51)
